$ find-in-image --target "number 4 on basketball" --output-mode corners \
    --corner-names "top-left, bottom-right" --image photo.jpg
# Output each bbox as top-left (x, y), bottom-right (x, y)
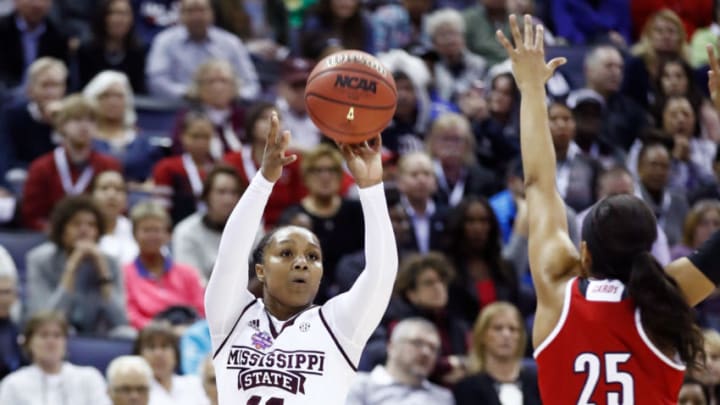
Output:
top-left (346, 107), bottom-right (354, 121)
top-left (574, 352), bottom-right (634, 405)
top-left (247, 396), bottom-right (284, 405)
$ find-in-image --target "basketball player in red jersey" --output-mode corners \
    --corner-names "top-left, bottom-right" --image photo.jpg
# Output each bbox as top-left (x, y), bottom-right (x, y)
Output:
top-left (497, 15), bottom-right (720, 404)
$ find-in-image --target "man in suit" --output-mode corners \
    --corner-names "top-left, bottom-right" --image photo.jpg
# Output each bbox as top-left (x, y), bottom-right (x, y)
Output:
top-left (397, 151), bottom-right (448, 254)
top-left (0, 0), bottom-right (69, 92)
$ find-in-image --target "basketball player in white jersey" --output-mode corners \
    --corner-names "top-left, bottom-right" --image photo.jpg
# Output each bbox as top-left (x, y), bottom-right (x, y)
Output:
top-left (205, 112), bottom-right (398, 405)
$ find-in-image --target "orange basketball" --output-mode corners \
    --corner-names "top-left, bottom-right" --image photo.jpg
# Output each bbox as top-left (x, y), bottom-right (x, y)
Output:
top-left (304, 50), bottom-right (397, 144)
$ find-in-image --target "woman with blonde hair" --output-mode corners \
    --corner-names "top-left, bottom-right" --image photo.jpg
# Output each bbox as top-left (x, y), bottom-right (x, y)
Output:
top-left (624, 9), bottom-right (691, 109)
top-left (672, 199), bottom-right (720, 260)
top-left (454, 302), bottom-right (540, 404)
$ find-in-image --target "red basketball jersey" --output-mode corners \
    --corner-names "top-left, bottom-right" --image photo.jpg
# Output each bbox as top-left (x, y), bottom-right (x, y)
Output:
top-left (534, 277), bottom-right (685, 404)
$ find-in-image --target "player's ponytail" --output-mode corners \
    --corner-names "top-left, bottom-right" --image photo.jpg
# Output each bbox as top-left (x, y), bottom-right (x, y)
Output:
top-left (627, 251), bottom-right (703, 367)
top-left (582, 194), bottom-right (703, 368)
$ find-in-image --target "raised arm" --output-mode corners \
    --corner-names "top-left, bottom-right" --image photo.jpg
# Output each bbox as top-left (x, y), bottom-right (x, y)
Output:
top-left (665, 46), bottom-right (720, 306)
top-left (322, 137), bottom-right (398, 358)
top-left (497, 15), bottom-right (579, 343)
top-left (205, 113), bottom-right (296, 341)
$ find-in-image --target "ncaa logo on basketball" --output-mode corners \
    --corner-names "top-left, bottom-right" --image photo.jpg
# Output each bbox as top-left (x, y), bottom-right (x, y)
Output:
top-left (334, 75), bottom-right (377, 93)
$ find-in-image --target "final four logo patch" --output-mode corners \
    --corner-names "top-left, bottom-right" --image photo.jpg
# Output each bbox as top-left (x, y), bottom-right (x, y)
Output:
top-left (251, 331), bottom-right (273, 350)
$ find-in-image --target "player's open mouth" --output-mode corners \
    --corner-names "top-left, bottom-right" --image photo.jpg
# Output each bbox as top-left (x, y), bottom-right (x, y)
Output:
top-left (292, 278), bottom-right (307, 284)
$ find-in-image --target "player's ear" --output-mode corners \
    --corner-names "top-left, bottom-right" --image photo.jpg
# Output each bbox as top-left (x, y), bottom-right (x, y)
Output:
top-left (255, 263), bottom-right (266, 283)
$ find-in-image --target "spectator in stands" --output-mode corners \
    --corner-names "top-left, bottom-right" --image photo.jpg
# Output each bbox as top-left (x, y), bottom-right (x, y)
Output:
top-left (0, 311), bottom-right (111, 403)
top-left (551, 0), bottom-right (631, 46)
top-left (179, 319), bottom-right (209, 375)
top-left (171, 59), bottom-right (246, 158)
top-left (275, 57), bottom-right (321, 152)
top-left (489, 158), bottom-right (525, 244)
top-left (445, 196), bottom-right (520, 323)
top-left (635, 142), bottom-right (689, 245)
top-left (145, 0), bottom-right (259, 100)
top-left (172, 165), bottom-right (243, 282)
top-left (132, 0), bottom-right (179, 44)
top-left (22, 94), bottom-right (121, 230)
top-left (426, 112), bottom-right (498, 207)
top-left (300, 0), bottom-right (375, 58)
top-left (212, 0), bottom-right (289, 62)
top-left (346, 318), bottom-right (454, 405)
top-left (654, 57), bottom-right (720, 143)
top-left (692, 329), bottom-right (720, 403)
top-left (690, 5), bottom-right (720, 68)
top-left (657, 96), bottom-right (717, 192)
top-left (0, 57), bottom-right (66, 188)
top-left (84, 71), bottom-right (166, 183)
top-left (454, 302), bottom-right (541, 405)
top-left (0, 253), bottom-right (21, 380)
top-left (153, 111), bottom-right (215, 225)
top-left (462, 0), bottom-right (509, 67)
top-left (548, 101), bottom-right (601, 212)
top-left (690, 149), bottom-right (720, 204)
top-left (386, 253), bottom-right (469, 386)
top-left (223, 101), bottom-right (305, 227)
top-left (280, 144), bottom-right (364, 302)
top-left (473, 72), bottom-right (521, 177)
top-left (372, 0), bottom-right (432, 53)
top-left (77, 0), bottom-right (148, 93)
top-left (0, 0), bottom-right (69, 92)
top-left (566, 90), bottom-right (627, 170)
top-left (426, 8), bottom-right (487, 102)
top-left (671, 200), bottom-right (720, 260)
top-left (106, 355), bottom-right (153, 405)
top-left (133, 322), bottom-right (208, 404)
top-left (678, 377), bottom-right (710, 405)
top-left (124, 201), bottom-right (205, 330)
top-left (91, 170), bottom-right (138, 266)
top-left (576, 166), bottom-right (672, 265)
top-left (25, 196), bottom-right (129, 335)
top-left (624, 9), bottom-right (690, 109)
top-left (630, 0), bottom-right (713, 41)
top-left (378, 50), bottom-right (436, 156)
top-left (396, 151), bottom-right (448, 254)
top-left (569, 45), bottom-right (649, 150)
top-left (200, 356), bottom-right (216, 405)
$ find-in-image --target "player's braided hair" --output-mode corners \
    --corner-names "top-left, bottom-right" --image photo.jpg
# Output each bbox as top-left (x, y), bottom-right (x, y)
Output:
top-left (582, 194), bottom-right (704, 368)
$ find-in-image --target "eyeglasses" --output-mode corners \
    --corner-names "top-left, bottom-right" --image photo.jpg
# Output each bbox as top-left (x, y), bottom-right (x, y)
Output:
top-left (113, 385), bottom-right (150, 395)
top-left (400, 338), bottom-right (441, 353)
top-left (308, 166), bottom-right (340, 175)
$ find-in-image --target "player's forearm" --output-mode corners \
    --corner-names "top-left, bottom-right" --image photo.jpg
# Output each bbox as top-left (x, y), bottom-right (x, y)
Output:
top-left (519, 83), bottom-right (558, 193)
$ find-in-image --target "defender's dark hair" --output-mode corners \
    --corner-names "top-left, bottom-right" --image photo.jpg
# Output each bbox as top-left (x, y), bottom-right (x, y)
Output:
top-left (582, 194), bottom-right (703, 367)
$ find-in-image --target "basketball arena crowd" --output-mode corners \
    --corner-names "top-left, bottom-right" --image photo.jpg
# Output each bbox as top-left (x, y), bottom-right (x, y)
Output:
top-left (0, 0), bottom-right (719, 404)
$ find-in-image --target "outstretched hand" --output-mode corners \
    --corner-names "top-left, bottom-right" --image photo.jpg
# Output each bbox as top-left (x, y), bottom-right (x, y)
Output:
top-left (496, 14), bottom-right (566, 91)
top-left (707, 45), bottom-right (720, 112)
top-left (337, 136), bottom-right (383, 188)
top-left (260, 111), bottom-right (297, 183)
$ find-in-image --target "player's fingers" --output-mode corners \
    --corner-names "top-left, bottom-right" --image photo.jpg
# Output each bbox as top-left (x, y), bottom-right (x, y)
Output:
top-left (547, 57), bottom-right (567, 72)
top-left (509, 14), bottom-right (523, 49)
top-left (366, 135), bottom-right (381, 152)
top-left (267, 111), bottom-right (279, 145)
top-left (496, 30), bottom-right (514, 54)
top-left (281, 154), bottom-right (297, 166)
top-left (279, 130), bottom-right (292, 148)
top-left (708, 45), bottom-right (719, 74)
top-left (523, 14), bottom-right (533, 48)
top-left (535, 23), bottom-right (544, 51)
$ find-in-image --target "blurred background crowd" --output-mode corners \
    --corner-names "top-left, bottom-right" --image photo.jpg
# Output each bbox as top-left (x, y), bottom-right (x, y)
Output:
top-left (0, 0), bottom-right (720, 404)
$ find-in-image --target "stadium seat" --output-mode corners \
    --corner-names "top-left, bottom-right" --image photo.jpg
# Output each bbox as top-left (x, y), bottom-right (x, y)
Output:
top-left (0, 230), bottom-right (47, 282)
top-left (66, 335), bottom-right (134, 375)
top-left (546, 45), bottom-right (589, 90)
top-left (135, 95), bottom-right (186, 138)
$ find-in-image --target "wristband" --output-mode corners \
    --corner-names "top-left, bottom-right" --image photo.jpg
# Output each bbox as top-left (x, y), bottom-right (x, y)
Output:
top-left (688, 230), bottom-right (720, 286)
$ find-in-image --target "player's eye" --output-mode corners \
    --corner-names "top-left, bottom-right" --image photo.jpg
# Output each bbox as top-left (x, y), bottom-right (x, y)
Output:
top-left (307, 252), bottom-right (320, 261)
top-left (280, 249), bottom-right (293, 258)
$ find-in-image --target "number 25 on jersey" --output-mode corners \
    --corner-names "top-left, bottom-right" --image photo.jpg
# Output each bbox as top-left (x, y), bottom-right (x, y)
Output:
top-left (574, 352), bottom-right (634, 405)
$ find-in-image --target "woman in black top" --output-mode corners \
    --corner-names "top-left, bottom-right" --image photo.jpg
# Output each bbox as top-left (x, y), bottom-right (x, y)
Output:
top-left (77, 0), bottom-right (148, 93)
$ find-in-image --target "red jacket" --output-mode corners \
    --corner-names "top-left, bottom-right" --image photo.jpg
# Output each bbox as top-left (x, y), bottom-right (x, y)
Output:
top-left (22, 149), bottom-right (120, 230)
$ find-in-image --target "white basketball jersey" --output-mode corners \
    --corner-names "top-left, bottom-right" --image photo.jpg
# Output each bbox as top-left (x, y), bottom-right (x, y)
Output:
top-left (213, 299), bottom-right (357, 405)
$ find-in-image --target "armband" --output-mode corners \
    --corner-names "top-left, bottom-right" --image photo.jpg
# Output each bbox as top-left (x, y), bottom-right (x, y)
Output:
top-left (688, 230), bottom-right (720, 286)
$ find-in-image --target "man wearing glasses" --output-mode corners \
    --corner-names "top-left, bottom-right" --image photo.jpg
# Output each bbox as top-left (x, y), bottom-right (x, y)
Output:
top-left (107, 355), bottom-right (152, 405)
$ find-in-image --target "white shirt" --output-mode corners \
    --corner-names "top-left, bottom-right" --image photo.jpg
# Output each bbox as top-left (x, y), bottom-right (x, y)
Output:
top-left (345, 365), bottom-right (454, 405)
top-left (149, 374), bottom-right (209, 405)
top-left (206, 173), bottom-right (398, 404)
top-left (401, 196), bottom-right (436, 254)
top-left (99, 216), bottom-right (139, 267)
top-left (0, 363), bottom-right (110, 405)
top-left (276, 98), bottom-right (321, 152)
